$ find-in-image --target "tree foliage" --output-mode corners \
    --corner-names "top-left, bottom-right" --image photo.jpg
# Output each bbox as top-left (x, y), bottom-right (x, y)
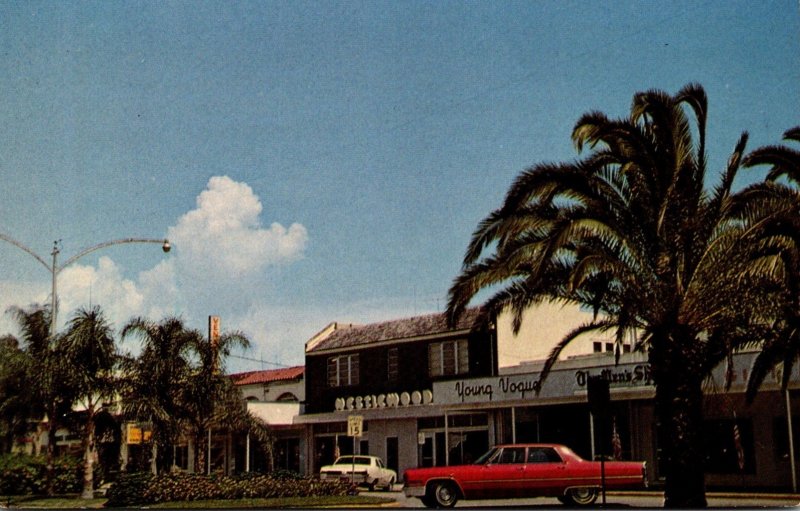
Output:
top-left (61, 306), bottom-right (118, 498)
top-left (738, 126), bottom-right (800, 401)
top-left (5, 304), bottom-right (74, 495)
top-left (446, 83), bottom-right (782, 507)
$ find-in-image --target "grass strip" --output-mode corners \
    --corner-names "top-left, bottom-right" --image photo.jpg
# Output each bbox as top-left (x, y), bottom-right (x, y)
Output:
top-left (2, 495), bottom-right (394, 509)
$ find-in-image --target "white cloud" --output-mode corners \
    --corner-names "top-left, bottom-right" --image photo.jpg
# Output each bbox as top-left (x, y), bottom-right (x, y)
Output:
top-left (58, 257), bottom-right (144, 326)
top-left (0, 280), bottom-right (50, 339)
top-left (0, 176), bottom-right (311, 359)
top-left (168, 176), bottom-right (308, 278)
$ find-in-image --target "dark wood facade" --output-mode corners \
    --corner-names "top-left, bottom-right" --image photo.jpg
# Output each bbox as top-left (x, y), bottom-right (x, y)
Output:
top-left (304, 315), bottom-right (497, 415)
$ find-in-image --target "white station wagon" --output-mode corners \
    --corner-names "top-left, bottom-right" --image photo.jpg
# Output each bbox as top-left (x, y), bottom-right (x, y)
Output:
top-left (319, 455), bottom-right (397, 491)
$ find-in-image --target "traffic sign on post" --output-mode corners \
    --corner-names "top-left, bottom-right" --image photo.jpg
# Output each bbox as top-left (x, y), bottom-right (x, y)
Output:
top-left (348, 415), bottom-right (363, 437)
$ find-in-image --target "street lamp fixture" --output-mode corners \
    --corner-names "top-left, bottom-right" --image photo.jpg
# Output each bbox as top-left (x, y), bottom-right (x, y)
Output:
top-left (0, 233), bottom-right (171, 336)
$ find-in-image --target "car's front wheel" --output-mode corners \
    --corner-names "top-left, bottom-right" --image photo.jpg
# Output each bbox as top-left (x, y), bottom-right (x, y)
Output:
top-left (383, 477), bottom-right (395, 491)
top-left (428, 481), bottom-right (459, 508)
top-left (420, 495), bottom-right (436, 508)
top-left (560, 487), bottom-right (598, 506)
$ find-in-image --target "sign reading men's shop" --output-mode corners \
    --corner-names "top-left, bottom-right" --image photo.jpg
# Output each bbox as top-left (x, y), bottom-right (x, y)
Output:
top-left (434, 361), bottom-right (655, 405)
top-left (575, 365), bottom-right (653, 388)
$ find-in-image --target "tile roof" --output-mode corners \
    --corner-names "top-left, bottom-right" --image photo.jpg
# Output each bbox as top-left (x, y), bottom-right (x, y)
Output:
top-left (230, 365), bottom-right (304, 386)
top-left (307, 308), bottom-right (485, 353)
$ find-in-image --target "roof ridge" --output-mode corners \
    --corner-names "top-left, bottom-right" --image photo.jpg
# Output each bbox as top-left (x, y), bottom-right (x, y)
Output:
top-left (306, 307), bottom-right (485, 353)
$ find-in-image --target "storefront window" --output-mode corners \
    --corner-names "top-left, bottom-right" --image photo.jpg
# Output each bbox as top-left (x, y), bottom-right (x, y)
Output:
top-left (448, 430), bottom-right (489, 465)
top-left (418, 414), bottom-right (489, 466)
top-left (703, 418), bottom-right (754, 474)
top-left (274, 438), bottom-right (301, 473)
top-left (772, 415), bottom-right (800, 462)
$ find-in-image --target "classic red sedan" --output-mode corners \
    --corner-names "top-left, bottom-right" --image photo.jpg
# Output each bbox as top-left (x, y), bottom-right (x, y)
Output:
top-left (403, 443), bottom-right (647, 507)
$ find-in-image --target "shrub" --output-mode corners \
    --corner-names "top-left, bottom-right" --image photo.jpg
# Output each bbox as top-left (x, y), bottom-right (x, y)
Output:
top-left (0, 453), bottom-right (84, 495)
top-left (105, 472), bottom-right (351, 507)
top-left (103, 472), bottom-right (153, 506)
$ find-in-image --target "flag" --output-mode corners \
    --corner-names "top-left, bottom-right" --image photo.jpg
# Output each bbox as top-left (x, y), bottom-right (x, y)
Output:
top-left (733, 421), bottom-right (744, 471)
top-left (612, 417), bottom-right (622, 460)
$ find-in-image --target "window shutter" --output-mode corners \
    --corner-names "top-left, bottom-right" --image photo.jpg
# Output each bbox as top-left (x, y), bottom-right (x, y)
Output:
top-left (350, 354), bottom-right (360, 385)
top-left (429, 343), bottom-right (442, 377)
top-left (328, 357), bottom-right (339, 387)
top-left (458, 339), bottom-right (469, 374)
top-left (387, 348), bottom-right (398, 382)
top-left (442, 341), bottom-right (456, 375)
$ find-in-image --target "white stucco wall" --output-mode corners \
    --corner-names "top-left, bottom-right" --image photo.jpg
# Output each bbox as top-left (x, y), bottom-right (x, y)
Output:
top-left (496, 302), bottom-right (617, 369)
top-left (238, 378), bottom-right (305, 403)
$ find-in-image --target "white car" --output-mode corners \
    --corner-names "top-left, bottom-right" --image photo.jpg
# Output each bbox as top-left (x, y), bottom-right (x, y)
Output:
top-left (319, 455), bottom-right (397, 491)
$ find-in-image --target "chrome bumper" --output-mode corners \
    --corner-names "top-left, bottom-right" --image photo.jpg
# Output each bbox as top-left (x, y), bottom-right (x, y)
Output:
top-left (403, 485), bottom-right (426, 497)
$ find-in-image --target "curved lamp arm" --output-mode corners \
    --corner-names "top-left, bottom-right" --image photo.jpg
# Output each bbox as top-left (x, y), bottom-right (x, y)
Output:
top-left (57, 238), bottom-right (171, 274)
top-left (0, 233), bottom-right (52, 272)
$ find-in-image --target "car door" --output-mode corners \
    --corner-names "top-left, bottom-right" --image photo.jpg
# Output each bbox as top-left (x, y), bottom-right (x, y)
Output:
top-left (520, 446), bottom-right (567, 496)
top-left (374, 457), bottom-right (389, 485)
top-left (481, 446), bottom-right (528, 498)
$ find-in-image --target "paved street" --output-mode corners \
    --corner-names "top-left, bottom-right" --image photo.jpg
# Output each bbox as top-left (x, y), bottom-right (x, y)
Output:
top-left (372, 488), bottom-right (800, 508)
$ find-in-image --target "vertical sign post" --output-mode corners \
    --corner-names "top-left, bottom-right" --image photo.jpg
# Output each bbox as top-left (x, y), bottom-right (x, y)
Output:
top-left (348, 416), bottom-right (363, 486)
top-left (588, 377), bottom-right (610, 505)
top-left (208, 315), bottom-right (221, 373)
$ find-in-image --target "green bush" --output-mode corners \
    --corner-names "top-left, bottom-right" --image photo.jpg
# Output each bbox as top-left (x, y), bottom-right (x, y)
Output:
top-left (0, 453), bottom-right (84, 495)
top-left (105, 472), bottom-right (351, 507)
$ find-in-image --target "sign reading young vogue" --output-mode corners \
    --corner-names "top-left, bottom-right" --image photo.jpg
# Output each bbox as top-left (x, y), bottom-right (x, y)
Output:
top-left (435, 362), bottom-right (655, 405)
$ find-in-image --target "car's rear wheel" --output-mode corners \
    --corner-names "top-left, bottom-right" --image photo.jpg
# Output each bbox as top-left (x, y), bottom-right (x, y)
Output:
top-left (429, 481), bottom-right (458, 508)
top-left (367, 479), bottom-right (377, 491)
top-left (560, 487), bottom-right (598, 506)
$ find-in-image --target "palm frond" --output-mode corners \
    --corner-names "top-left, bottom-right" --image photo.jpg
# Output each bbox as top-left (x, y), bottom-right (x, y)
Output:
top-left (538, 319), bottom-right (617, 386)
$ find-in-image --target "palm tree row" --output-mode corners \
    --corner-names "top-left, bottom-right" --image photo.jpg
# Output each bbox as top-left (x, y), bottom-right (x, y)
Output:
top-left (446, 83), bottom-right (799, 507)
top-left (0, 305), bottom-right (269, 499)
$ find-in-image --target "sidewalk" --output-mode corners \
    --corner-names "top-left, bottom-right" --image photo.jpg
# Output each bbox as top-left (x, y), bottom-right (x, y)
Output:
top-left (610, 490), bottom-right (800, 500)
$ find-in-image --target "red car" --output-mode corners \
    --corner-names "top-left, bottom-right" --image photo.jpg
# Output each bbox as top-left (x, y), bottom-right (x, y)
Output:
top-left (403, 443), bottom-right (647, 507)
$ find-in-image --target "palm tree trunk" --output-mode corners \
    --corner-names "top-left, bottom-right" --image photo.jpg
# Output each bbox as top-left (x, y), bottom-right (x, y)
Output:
top-left (652, 341), bottom-right (708, 508)
top-left (45, 404), bottom-right (58, 497)
top-left (81, 408), bottom-right (96, 499)
top-left (150, 440), bottom-right (158, 475)
top-left (195, 427), bottom-right (207, 474)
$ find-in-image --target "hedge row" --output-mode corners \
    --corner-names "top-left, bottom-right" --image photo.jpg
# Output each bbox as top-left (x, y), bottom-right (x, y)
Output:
top-left (105, 472), bottom-right (352, 507)
top-left (0, 454), bottom-right (84, 495)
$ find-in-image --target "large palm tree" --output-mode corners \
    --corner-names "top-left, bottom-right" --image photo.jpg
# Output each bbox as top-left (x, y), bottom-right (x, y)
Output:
top-left (180, 327), bottom-right (251, 474)
top-left (0, 335), bottom-right (33, 453)
top-left (446, 84), bottom-right (768, 507)
top-left (60, 306), bottom-right (117, 499)
top-left (119, 316), bottom-right (198, 474)
top-left (737, 127), bottom-right (800, 400)
top-left (7, 304), bottom-right (74, 495)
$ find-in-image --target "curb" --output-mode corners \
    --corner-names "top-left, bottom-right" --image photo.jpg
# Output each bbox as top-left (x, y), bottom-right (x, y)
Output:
top-left (608, 490), bottom-right (800, 501)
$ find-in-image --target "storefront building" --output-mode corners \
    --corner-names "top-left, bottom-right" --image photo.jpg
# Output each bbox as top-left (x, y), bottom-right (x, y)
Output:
top-left (298, 307), bottom-right (800, 491)
top-left (299, 308), bottom-right (496, 477)
top-left (234, 366), bottom-right (306, 474)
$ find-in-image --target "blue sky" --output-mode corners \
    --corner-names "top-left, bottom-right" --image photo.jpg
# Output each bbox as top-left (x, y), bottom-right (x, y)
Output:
top-left (1, 1), bottom-right (798, 372)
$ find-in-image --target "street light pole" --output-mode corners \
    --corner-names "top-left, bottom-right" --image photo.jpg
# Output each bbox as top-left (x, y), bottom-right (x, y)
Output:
top-left (0, 233), bottom-right (171, 334)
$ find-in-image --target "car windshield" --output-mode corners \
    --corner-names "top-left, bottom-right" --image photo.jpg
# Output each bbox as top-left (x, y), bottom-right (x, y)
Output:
top-left (473, 447), bottom-right (500, 465)
top-left (333, 456), bottom-right (371, 466)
